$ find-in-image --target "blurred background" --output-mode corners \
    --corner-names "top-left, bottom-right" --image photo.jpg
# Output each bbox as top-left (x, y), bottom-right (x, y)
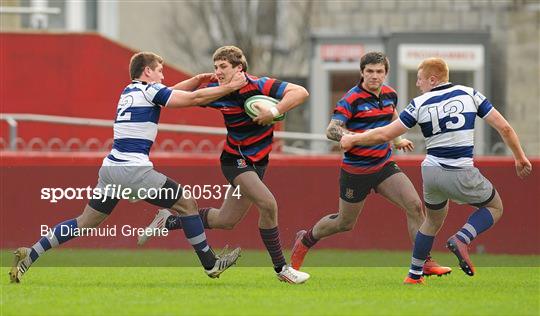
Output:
top-left (1, 0), bottom-right (539, 155)
top-left (1, 1), bottom-right (538, 254)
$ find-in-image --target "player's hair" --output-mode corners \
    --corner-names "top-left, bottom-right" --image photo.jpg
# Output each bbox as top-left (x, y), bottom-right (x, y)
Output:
top-left (213, 46), bottom-right (248, 71)
top-left (418, 57), bottom-right (449, 82)
top-left (129, 52), bottom-right (164, 80)
top-left (360, 52), bottom-right (390, 74)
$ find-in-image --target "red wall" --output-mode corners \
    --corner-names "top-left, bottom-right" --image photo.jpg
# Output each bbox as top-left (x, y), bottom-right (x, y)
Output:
top-left (1, 152), bottom-right (538, 254)
top-left (0, 33), bottom-right (225, 148)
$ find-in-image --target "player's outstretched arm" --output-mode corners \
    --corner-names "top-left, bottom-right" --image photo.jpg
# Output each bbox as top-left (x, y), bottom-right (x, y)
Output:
top-left (167, 72), bottom-right (246, 108)
top-left (390, 111), bottom-right (414, 152)
top-left (340, 120), bottom-right (408, 151)
top-left (326, 119), bottom-right (353, 142)
top-left (171, 73), bottom-right (216, 91)
top-left (484, 109), bottom-right (532, 178)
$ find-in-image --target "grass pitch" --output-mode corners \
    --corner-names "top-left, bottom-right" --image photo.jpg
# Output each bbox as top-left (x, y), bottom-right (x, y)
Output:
top-left (1, 250), bottom-right (539, 316)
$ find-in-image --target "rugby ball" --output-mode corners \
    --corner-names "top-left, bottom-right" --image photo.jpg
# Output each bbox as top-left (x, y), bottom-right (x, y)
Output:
top-left (244, 95), bottom-right (286, 122)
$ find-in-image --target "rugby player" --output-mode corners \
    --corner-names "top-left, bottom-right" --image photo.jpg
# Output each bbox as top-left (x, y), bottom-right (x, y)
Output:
top-left (340, 57), bottom-right (532, 284)
top-left (139, 46), bottom-right (311, 284)
top-left (9, 52), bottom-right (246, 283)
top-left (290, 52), bottom-right (451, 277)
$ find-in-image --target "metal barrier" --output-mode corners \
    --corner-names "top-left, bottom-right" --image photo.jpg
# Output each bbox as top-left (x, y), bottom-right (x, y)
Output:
top-left (0, 113), bottom-right (332, 153)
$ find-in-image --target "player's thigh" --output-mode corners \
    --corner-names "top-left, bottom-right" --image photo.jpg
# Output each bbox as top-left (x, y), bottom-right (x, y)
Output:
top-left (438, 167), bottom-right (495, 207)
top-left (421, 166), bottom-right (449, 210)
top-left (139, 173), bottom-right (196, 215)
top-left (376, 171), bottom-right (421, 211)
top-left (88, 166), bottom-right (121, 217)
top-left (337, 198), bottom-right (366, 224)
top-left (233, 171), bottom-right (276, 211)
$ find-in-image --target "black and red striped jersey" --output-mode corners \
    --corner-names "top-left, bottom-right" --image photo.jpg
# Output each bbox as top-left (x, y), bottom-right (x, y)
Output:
top-left (332, 83), bottom-right (398, 174)
top-left (204, 73), bottom-right (289, 162)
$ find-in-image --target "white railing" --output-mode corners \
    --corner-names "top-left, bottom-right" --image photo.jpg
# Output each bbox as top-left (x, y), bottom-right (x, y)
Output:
top-left (0, 113), bottom-right (332, 154)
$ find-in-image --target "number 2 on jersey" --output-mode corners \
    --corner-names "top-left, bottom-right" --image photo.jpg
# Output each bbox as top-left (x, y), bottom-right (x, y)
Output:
top-left (427, 100), bottom-right (465, 134)
top-left (116, 95), bottom-right (133, 121)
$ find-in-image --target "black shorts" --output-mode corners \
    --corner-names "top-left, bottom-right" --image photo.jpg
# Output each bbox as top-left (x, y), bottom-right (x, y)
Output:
top-left (220, 151), bottom-right (268, 185)
top-left (339, 161), bottom-right (402, 203)
top-left (88, 177), bottom-right (183, 215)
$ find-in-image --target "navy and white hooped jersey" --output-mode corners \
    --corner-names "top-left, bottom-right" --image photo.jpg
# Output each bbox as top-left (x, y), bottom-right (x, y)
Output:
top-left (103, 80), bottom-right (173, 166)
top-left (399, 83), bottom-right (494, 168)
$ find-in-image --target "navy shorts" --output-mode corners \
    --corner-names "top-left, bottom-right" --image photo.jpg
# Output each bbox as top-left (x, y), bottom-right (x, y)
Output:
top-left (339, 161), bottom-right (402, 203)
top-left (220, 151), bottom-right (268, 185)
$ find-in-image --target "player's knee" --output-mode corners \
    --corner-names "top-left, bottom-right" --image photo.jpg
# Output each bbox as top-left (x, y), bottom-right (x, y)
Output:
top-left (425, 214), bottom-right (444, 230)
top-left (220, 217), bottom-right (241, 230)
top-left (404, 199), bottom-right (423, 218)
top-left (486, 192), bottom-right (503, 223)
top-left (256, 197), bottom-right (278, 215)
top-left (77, 205), bottom-right (108, 228)
top-left (76, 213), bottom-right (105, 228)
top-left (489, 204), bottom-right (503, 223)
top-left (172, 196), bottom-right (198, 216)
top-left (336, 218), bottom-right (355, 232)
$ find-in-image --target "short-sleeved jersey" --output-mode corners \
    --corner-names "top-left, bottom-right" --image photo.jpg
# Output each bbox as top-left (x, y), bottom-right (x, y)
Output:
top-left (103, 80), bottom-right (173, 166)
top-left (332, 83), bottom-right (398, 174)
top-left (399, 83), bottom-right (493, 168)
top-left (204, 73), bottom-right (288, 162)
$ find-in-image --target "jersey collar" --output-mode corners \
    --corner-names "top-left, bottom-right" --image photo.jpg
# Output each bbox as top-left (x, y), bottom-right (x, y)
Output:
top-left (131, 80), bottom-right (148, 85)
top-left (430, 82), bottom-right (453, 92)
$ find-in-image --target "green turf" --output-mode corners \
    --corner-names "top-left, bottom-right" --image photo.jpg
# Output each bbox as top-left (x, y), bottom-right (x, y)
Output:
top-left (1, 250), bottom-right (539, 316)
top-left (1, 249), bottom-right (538, 267)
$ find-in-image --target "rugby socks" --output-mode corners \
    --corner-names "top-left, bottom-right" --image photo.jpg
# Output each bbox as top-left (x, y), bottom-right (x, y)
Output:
top-left (301, 228), bottom-right (319, 248)
top-left (29, 219), bottom-right (78, 263)
top-left (408, 231), bottom-right (435, 280)
top-left (455, 207), bottom-right (494, 245)
top-left (179, 215), bottom-right (216, 270)
top-left (165, 215), bottom-right (182, 230)
top-left (198, 207), bottom-right (212, 229)
top-left (259, 227), bottom-right (287, 273)
top-left (165, 208), bottom-right (212, 230)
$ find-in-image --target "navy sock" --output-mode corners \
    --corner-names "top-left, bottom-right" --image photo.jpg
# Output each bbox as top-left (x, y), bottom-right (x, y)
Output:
top-left (179, 215), bottom-right (215, 269)
top-left (456, 207), bottom-right (494, 245)
top-left (164, 208), bottom-right (212, 230)
top-left (165, 215), bottom-right (182, 230)
top-left (408, 231), bottom-right (435, 280)
top-left (29, 219), bottom-right (78, 263)
top-left (259, 227), bottom-right (287, 273)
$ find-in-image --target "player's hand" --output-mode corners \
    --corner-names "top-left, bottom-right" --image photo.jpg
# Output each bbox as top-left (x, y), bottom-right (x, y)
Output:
top-left (394, 138), bottom-right (414, 152)
top-left (226, 72), bottom-right (248, 91)
top-left (253, 103), bottom-right (274, 126)
top-left (340, 134), bottom-right (356, 151)
top-left (515, 157), bottom-right (532, 179)
top-left (195, 73), bottom-right (217, 85)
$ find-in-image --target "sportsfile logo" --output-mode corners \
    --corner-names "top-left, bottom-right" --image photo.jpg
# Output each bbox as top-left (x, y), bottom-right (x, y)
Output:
top-left (41, 184), bottom-right (241, 203)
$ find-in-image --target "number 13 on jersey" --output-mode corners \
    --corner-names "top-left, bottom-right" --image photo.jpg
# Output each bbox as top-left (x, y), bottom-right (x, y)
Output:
top-left (427, 100), bottom-right (466, 134)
